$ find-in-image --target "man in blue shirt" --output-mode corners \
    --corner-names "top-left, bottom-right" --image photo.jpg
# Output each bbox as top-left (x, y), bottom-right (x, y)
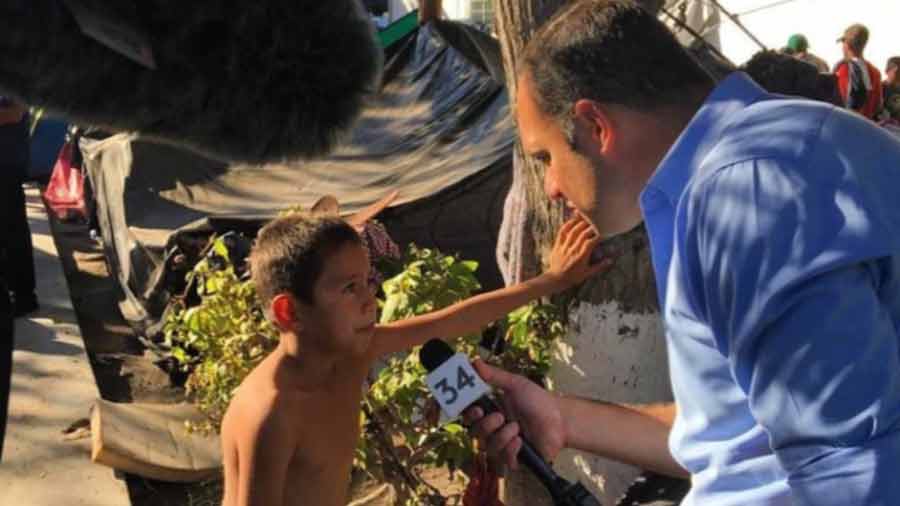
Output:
top-left (465, 1), bottom-right (900, 504)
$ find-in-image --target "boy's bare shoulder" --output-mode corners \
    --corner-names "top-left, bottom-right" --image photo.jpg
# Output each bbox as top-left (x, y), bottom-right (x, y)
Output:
top-left (221, 360), bottom-right (301, 444)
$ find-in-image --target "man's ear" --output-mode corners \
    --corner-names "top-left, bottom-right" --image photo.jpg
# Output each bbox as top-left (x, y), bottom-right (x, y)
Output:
top-left (573, 99), bottom-right (615, 154)
top-left (271, 293), bottom-right (301, 332)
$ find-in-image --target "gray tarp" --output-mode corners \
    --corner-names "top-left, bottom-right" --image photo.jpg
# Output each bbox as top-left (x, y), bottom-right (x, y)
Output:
top-left (84, 21), bottom-right (513, 332)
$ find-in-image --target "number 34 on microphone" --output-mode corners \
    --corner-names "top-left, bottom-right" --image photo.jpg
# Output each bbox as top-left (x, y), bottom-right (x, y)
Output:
top-left (425, 353), bottom-right (492, 419)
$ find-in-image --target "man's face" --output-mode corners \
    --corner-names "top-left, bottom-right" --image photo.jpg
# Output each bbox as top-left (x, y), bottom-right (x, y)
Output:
top-left (515, 75), bottom-right (644, 237)
top-left (300, 242), bottom-right (377, 356)
top-left (516, 76), bottom-right (598, 223)
top-left (887, 65), bottom-right (898, 84)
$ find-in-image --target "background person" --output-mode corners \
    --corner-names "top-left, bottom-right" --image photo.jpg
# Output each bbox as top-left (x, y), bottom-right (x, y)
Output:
top-left (834, 23), bottom-right (883, 119)
top-left (783, 33), bottom-right (829, 72)
top-left (0, 96), bottom-right (38, 317)
top-left (882, 56), bottom-right (900, 123)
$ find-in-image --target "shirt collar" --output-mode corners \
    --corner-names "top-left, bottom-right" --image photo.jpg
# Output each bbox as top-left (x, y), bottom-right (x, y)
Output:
top-left (644, 72), bottom-right (769, 210)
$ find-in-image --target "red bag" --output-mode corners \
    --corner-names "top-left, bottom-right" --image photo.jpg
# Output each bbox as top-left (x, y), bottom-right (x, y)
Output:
top-left (42, 141), bottom-right (86, 222)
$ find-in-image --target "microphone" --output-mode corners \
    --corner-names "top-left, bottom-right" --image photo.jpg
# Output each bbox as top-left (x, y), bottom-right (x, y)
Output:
top-left (0, 0), bottom-right (382, 164)
top-left (419, 339), bottom-right (603, 506)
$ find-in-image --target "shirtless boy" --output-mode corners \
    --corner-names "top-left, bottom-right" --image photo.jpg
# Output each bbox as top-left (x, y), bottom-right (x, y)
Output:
top-left (220, 212), bottom-right (606, 506)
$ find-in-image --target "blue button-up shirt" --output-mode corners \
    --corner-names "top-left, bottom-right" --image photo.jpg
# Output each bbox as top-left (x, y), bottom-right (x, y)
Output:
top-left (641, 72), bottom-right (900, 505)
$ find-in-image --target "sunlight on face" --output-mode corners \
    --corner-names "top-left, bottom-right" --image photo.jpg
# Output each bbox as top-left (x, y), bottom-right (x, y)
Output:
top-left (306, 242), bottom-right (377, 355)
top-left (516, 76), bottom-right (601, 224)
top-left (515, 74), bottom-right (649, 238)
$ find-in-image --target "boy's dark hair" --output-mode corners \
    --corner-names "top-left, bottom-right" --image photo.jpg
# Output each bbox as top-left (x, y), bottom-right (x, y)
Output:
top-left (522, 0), bottom-right (714, 136)
top-left (250, 214), bottom-right (361, 310)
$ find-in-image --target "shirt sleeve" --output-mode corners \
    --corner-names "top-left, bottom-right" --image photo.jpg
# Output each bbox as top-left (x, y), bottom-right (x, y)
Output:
top-left (683, 158), bottom-right (900, 505)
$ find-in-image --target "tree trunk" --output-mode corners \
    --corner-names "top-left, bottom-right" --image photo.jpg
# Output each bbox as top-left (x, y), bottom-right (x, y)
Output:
top-left (418, 0), bottom-right (442, 24)
top-left (493, 2), bottom-right (675, 505)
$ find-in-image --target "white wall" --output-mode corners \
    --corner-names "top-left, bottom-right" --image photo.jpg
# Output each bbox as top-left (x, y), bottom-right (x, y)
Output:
top-left (716, 0), bottom-right (900, 73)
top-left (388, 0), bottom-right (416, 22)
top-left (388, 0), bottom-right (473, 22)
top-left (442, 0), bottom-right (471, 20)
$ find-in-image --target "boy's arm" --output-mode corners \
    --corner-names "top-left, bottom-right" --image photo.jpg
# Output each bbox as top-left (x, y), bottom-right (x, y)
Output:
top-left (368, 216), bottom-right (610, 358)
top-left (233, 405), bottom-right (295, 506)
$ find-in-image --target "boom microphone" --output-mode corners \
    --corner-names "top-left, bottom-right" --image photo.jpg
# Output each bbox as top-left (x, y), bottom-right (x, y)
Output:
top-left (419, 339), bottom-right (602, 506)
top-left (0, 0), bottom-right (382, 164)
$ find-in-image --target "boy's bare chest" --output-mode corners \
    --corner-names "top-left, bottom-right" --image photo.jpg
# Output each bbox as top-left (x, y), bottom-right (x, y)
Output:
top-left (283, 377), bottom-right (366, 505)
top-left (298, 385), bottom-right (363, 453)
top-left (283, 444), bottom-right (358, 506)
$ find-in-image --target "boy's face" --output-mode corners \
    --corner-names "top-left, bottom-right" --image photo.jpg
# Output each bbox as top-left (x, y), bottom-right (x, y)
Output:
top-left (300, 242), bottom-right (378, 356)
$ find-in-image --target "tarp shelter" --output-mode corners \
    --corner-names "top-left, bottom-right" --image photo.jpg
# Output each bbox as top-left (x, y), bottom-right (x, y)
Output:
top-left (84, 20), bottom-right (514, 333)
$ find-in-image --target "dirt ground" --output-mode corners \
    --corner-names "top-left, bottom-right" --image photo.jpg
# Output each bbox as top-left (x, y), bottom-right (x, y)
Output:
top-left (48, 213), bottom-right (215, 505)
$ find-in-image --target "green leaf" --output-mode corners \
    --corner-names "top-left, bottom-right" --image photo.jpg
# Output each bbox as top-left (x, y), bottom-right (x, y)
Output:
top-left (460, 260), bottom-right (479, 272)
top-left (443, 423), bottom-right (465, 435)
top-left (172, 347), bottom-right (188, 364)
top-left (212, 238), bottom-right (230, 260)
top-left (184, 307), bottom-right (202, 332)
top-left (380, 294), bottom-right (401, 324)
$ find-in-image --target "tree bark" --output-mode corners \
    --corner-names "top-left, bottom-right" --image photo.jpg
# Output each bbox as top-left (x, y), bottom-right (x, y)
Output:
top-left (493, 2), bottom-right (676, 504)
top-left (418, 0), bottom-right (442, 24)
top-left (494, 1), bottom-right (566, 284)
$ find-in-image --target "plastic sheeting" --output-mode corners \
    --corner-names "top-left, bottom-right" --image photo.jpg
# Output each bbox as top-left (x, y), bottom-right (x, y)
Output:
top-left (84, 21), bottom-right (513, 332)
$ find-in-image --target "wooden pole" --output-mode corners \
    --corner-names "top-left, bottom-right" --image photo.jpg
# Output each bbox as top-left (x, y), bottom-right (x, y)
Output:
top-left (418, 0), bottom-right (442, 24)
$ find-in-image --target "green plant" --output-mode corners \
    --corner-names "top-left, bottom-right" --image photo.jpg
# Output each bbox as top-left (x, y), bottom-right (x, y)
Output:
top-left (163, 237), bottom-right (277, 433)
top-left (362, 245), bottom-right (483, 504)
top-left (164, 238), bottom-right (568, 505)
top-left (361, 245), bottom-right (568, 505)
top-left (494, 301), bottom-right (566, 381)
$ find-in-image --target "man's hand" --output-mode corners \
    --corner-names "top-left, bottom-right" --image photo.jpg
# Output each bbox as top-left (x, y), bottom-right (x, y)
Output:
top-left (547, 214), bottom-right (611, 288)
top-left (462, 360), bottom-right (566, 470)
